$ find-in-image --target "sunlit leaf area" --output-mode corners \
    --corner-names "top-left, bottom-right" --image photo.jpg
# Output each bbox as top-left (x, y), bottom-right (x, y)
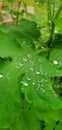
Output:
top-left (0, 0), bottom-right (62, 130)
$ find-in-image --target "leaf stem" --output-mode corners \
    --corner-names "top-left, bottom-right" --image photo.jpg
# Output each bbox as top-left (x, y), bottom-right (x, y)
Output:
top-left (55, 3), bottom-right (62, 19)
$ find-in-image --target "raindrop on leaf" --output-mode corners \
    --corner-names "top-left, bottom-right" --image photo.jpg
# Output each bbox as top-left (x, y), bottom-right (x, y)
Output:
top-left (53, 60), bottom-right (58, 65)
top-left (35, 70), bottom-right (41, 75)
top-left (21, 81), bottom-right (29, 87)
top-left (0, 73), bottom-right (3, 78)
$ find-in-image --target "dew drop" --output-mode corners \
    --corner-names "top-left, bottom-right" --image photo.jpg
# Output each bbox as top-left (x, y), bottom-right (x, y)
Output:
top-left (45, 72), bottom-right (48, 75)
top-left (38, 59), bottom-right (41, 62)
top-left (0, 73), bottom-right (3, 78)
top-left (27, 54), bottom-right (30, 58)
top-left (23, 57), bottom-right (28, 62)
top-left (53, 60), bottom-right (58, 65)
top-left (21, 81), bottom-right (29, 86)
top-left (35, 71), bottom-right (41, 75)
top-left (19, 62), bottom-right (24, 67)
top-left (23, 41), bottom-right (26, 44)
top-left (30, 67), bottom-right (34, 71)
top-left (27, 77), bottom-right (31, 81)
top-left (32, 82), bottom-right (36, 85)
top-left (16, 66), bottom-right (20, 69)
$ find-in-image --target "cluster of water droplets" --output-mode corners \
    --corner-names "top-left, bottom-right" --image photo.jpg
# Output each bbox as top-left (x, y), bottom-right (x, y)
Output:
top-left (16, 54), bottom-right (31, 69)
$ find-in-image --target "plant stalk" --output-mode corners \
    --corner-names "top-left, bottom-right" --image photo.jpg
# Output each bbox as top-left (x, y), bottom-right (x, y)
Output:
top-left (16, 1), bottom-right (21, 23)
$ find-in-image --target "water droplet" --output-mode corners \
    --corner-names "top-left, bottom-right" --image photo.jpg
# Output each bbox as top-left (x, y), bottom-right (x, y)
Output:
top-left (40, 80), bottom-right (43, 83)
top-left (23, 41), bottom-right (26, 44)
top-left (19, 63), bottom-right (24, 67)
top-left (38, 59), bottom-right (41, 62)
top-left (53, 60), bottom-right (58, 65)
top-left (35, 71), bottom-right (41, 75)
top-left (16, 66), bottom-right (20, 69)
top-left (59, 61), bottom-right (62, 65)
top-left (54, 30), bottom-right (58, 33)
top-left (27, 54), bottom-right (30, 58)
top-left (7, 75), bottom-right (10, 79)
top-left (27, 77), bottom-right (31, 80)
top-left (30, 67), bottom-right (34, 71)
top-left (23, 57), bottom-right (28, 62)
top-left (32, 82), bottom-right (36, 85)
top-left (45, 72), bottom-right (48, 75)
top-left (40, 87), bottom-right (45, 92)
top-left (21, 81), bottom-right (29, 86)
top-left (0, 73), bottom-right (3, 78)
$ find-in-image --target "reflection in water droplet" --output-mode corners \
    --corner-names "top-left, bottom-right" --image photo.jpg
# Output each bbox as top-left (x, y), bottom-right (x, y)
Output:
top-left (0, 73), bottom-right (3, 78)
top-left (35, 71), bottom-right (41, 75)
top-left (53, 60), bottom-right (58, 65)
top-left (21, 81), bottom-right (29, 86)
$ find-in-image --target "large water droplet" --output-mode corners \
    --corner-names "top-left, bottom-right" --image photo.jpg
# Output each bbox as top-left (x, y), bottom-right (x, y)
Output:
top-left (21, 81), bottom-right (29, 86)
top-left (53, 60), bottom-right (58, 65)
top-left (0, 73), bottom-right (3, 78)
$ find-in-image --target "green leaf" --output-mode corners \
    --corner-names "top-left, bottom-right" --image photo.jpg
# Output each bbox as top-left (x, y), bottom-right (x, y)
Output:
top-left (0, 20), bottom-right (40, 129)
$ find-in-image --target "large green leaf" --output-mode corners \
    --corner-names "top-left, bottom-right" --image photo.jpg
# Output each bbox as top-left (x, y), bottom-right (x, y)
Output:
top-left (0, 20), bottom-right (40, 129)
top-left (20, 55), bottom-right (62, 110)
top-left (0, 19), bottom-right (62, 130)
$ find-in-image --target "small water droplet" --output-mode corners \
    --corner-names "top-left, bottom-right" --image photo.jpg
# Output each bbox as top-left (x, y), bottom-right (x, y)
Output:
top-left (19, 62), bottom-right (24, 67)
top-left (38, 59), bottom-right (41, 62)
top-left (27, 54), bottom-right (30, 58)
top-left (40, 80), bottom-right (43, 83)
top-left (23, 57), bottom-right (28, 62)
top-left (0, 73), bottom-right (3, 78)
top-left (32, 82), bottom-right (36, 85)
top-left (21, 81), bottom-right (29, 86)
top-left (59, 61), bottom-right (62, 65)
top-left (27, 77), bottom-right (31, 80)
top-left (30, 67), bottom-right (34, 71)
top-left (16, 66), bottom-right (20, 69)
top-left (53, 60), bottom-right (58, 65)
top-left (35, 71), bottom-right (41, 75)
top-left (45, 72), bottom-right (48, 75)
top-left (23, 41), bottom-right (26, 44)
top-left (36, 88), bottom-right (39, 91)
top-left (7, 75), bottom-right (10, 79)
